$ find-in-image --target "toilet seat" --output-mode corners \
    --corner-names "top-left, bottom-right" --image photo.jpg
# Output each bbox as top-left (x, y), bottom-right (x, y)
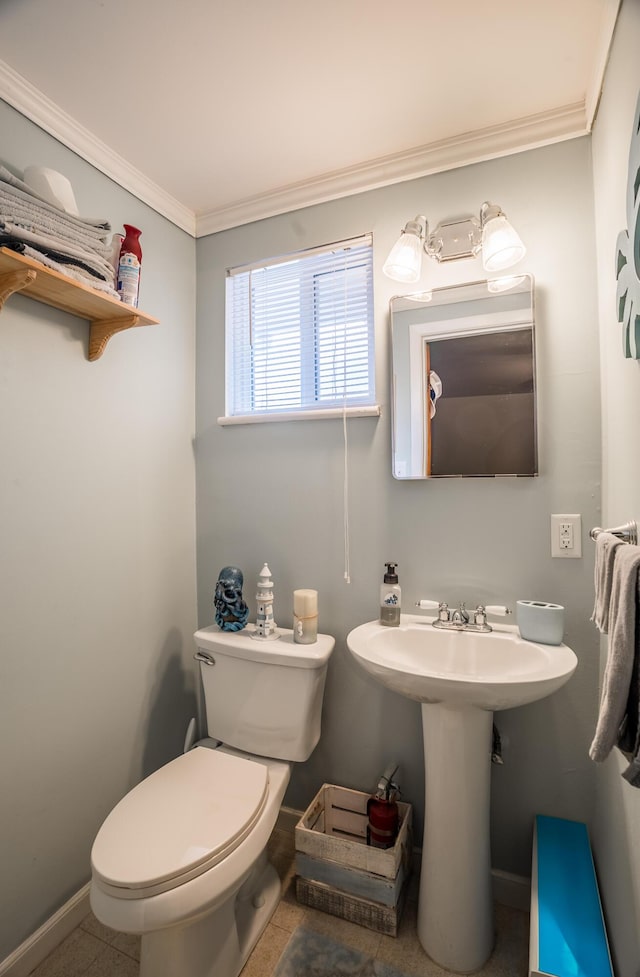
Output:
top-left (91, 747), bottom-right (268, 899)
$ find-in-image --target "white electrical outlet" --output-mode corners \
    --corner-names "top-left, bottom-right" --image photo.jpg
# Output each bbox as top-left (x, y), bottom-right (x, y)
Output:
top-left (551, 514), bottom-right (582, 558)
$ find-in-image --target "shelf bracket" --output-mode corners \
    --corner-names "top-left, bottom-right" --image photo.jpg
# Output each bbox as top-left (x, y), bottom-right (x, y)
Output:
top-left (0, 268), bottom-right (38, 311)
top-left (89, 314), bottom-right (143, 361)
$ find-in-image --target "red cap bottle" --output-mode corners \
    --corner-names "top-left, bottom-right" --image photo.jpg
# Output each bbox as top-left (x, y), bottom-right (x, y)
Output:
top-left (117, 224), bottom-right (142, 307)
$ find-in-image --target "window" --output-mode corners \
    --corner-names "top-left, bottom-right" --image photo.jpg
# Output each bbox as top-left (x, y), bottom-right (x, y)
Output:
top-left (222, 235), bottom-right (376, 423)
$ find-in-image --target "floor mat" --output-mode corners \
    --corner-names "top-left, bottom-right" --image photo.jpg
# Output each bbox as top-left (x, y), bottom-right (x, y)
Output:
top-left (273, 926), bottom-right (409, 977)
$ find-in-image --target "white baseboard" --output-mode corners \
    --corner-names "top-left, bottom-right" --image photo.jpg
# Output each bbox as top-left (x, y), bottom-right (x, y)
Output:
top-left (0, 883), bottom-right (90, 977)
top-left (276, 805), bottom-right (302, 834)
top-left (491, 868), bottom-right (531, 912)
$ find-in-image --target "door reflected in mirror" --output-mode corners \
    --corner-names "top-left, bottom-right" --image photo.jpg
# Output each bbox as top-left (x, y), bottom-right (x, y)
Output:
top-left (391, 275), bottom-right (537, 478)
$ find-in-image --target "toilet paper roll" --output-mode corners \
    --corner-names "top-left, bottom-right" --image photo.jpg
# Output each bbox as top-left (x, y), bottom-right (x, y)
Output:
top-left (23, 166), bottom-right (79, 216)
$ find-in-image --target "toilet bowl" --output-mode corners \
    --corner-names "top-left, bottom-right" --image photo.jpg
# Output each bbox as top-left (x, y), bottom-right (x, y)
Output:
top-left (90, 625), bottom-right (334, 977)
top-left (91, 744), bottom-right (289, 976)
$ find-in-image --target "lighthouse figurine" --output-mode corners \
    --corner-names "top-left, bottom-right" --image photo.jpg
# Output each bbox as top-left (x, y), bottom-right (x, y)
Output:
top-left (252, 563), bottom-right (278, 640)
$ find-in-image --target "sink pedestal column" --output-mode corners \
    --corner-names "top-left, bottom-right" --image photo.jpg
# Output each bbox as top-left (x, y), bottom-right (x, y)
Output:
top-left (418, 702), bottom-right (494, 973)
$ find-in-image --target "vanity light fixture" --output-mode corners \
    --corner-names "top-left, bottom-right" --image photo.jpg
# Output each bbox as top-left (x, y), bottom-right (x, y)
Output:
top-left (383, 202), bottom-right (526, 284)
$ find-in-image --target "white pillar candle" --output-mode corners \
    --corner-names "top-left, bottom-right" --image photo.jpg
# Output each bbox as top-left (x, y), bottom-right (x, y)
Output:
top-left (293, 589), bottom-right (318, 643)
top-left (294, 589), bottom-right (318, 617)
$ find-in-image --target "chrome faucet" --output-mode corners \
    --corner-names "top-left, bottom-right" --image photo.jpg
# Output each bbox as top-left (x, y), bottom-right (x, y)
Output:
top-left (450, 602), bottom-right (470, 626)
top-left (416, 599), bottom-right (511, 633)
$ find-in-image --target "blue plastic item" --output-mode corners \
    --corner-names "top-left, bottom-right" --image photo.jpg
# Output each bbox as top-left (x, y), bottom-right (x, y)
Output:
top-left (533, 815), bottom-right (612, 977)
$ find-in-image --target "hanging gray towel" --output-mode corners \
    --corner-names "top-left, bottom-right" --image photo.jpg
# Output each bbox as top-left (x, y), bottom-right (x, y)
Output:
top-left (591, 532), bottom-right (624, 633)
top-left (590, 545), bottom-right (640, 762)
top-left (618, 572), bottom-right (640, 786)
top-left (491, 724), bottom-right (504, 764)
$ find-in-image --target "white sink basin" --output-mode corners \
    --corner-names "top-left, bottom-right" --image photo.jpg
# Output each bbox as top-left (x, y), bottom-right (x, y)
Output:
top-left (347, 613), bottom-right (577, 711)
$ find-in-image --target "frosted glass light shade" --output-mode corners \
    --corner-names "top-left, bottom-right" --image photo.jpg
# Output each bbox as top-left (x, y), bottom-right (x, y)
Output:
top-left (383, 221), bottom-right (424, 283)
top-left (487, 275), bottom-right (527, 293)
top-left (482, 215), bottom-right (526, 272)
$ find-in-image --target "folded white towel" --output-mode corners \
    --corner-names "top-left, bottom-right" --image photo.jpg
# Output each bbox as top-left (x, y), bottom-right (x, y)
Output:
top-left (0, 186), bottom-right (112, 252)
top-left (590, 544), bottom-right (640, 762)
top-left (591, 532), bottom-right (624, 633)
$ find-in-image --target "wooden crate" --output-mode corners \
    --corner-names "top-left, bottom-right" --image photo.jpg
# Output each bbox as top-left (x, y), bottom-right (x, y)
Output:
top-left (294, 784), bottom-right (412, 936)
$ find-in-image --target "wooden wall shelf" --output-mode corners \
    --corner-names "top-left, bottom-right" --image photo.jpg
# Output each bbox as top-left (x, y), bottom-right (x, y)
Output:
top-left (0, 247), bottom-right (159, 360)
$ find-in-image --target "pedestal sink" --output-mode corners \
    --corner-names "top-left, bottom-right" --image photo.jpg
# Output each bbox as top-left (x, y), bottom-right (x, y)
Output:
top-left (346, 614), bottom-right (577, 974)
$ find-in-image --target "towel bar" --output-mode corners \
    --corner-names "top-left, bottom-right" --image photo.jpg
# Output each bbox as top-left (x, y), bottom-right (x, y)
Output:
top-left (590, 520), bottom-right (638, 545)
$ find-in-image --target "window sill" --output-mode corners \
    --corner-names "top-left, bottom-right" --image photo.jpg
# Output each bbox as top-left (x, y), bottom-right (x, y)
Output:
top-left (217, 405), bottom-right (381, 426)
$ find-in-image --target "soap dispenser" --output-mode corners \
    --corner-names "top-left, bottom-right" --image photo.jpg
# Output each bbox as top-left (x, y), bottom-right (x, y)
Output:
top-left (380, 562), bottom-right (401, 627)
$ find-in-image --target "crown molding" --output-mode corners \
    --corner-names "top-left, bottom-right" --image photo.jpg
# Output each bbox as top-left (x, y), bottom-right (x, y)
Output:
top-left (195, 101), bottom-right (589, 237)
top-left (0, 59), bottom-right (196, 236)
top-left (584, 0), bottom-right (622, 127)
top-left (0, 57), bottom-right (589, 241)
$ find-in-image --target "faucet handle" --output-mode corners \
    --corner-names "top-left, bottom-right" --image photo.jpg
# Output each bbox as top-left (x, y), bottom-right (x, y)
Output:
top-left (416, 599), bottom-right (450, 622)
top-left (484, 605), bottom-right (512, 617)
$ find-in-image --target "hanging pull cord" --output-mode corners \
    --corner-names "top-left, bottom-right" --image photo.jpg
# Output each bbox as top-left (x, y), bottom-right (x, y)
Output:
top-left (343, 405), bottom-right (350, 584)
top-left (341, 260), bottom-right (351, 585)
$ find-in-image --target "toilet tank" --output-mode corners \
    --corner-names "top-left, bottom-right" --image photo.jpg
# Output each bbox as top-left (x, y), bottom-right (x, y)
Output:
top-left (193, 625), bottom-right (335, 762)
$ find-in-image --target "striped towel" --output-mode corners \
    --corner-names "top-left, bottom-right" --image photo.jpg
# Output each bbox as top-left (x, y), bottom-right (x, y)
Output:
top-left (0, 234), bottom-right (119, 298)
top-left (0, 220), bottom-right (114, 282)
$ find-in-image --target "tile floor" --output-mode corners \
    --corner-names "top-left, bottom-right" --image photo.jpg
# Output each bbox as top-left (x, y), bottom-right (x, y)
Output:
top-left (29, 826), bottom-right (530, 977)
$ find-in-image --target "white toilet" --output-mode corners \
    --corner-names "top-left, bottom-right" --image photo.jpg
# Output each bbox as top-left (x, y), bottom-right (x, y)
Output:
top-left (90, 623), bottom-right (335, 977)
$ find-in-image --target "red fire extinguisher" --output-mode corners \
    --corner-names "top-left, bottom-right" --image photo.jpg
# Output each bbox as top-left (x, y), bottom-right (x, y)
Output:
top-left (367, 764), bottom-right (400, 849)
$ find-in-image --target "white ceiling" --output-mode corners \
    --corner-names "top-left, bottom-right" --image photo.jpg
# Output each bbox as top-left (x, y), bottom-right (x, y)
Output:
top-left (0, 0), bottom-right (620, 237)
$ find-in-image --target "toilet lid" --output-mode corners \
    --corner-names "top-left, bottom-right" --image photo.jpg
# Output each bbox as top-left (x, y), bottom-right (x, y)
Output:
top-left (91, 747), bottom-right (268, 896)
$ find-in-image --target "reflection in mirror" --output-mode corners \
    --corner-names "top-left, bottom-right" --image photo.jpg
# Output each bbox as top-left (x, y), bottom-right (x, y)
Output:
top-left (391, 275), bottom-right (537, 478)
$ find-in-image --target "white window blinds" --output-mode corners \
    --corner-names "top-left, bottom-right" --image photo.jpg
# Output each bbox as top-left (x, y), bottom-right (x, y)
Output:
top-left (224, 235), bottom-right (375, 420)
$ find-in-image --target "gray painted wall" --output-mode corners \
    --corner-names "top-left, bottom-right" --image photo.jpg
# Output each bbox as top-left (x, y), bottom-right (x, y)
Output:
top-left (591, 2), bottom-right (640, 974)
top-left (196, 136), bottom-right (602, 881)
top-left (0, 101), bottom-right (198, 960)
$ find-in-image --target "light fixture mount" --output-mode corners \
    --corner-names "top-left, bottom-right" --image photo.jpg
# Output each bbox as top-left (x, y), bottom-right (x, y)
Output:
top-left (426, 217), bottom-right (482, 263)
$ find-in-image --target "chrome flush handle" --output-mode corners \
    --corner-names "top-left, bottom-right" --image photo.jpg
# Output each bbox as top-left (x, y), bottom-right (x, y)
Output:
top-left (194, 650), bottom-right (216, 666)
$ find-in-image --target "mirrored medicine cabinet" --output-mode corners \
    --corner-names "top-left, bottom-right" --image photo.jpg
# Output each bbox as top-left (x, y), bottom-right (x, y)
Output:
top-left (390, 274), bottom-right (537, 478)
